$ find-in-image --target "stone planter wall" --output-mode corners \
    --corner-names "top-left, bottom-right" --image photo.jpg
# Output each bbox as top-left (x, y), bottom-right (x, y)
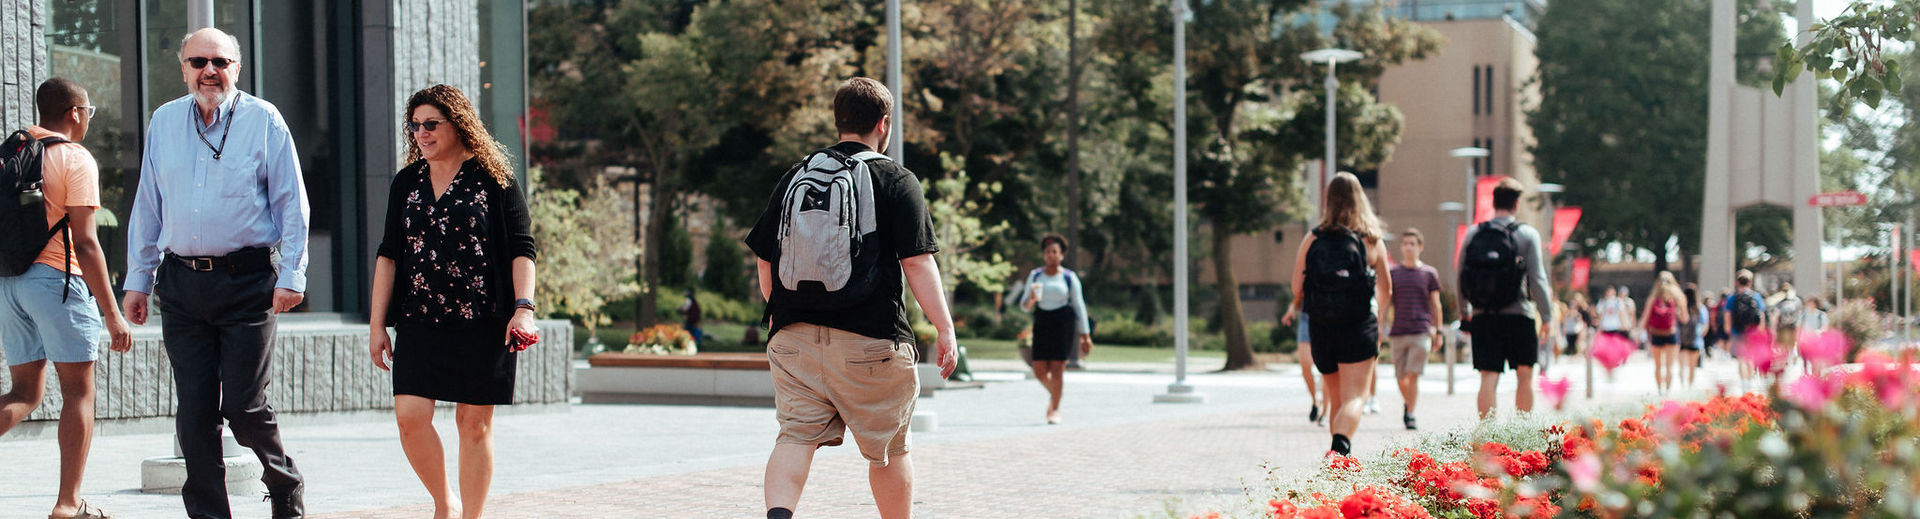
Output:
top-left (0, 318), bottom-right (573, 423)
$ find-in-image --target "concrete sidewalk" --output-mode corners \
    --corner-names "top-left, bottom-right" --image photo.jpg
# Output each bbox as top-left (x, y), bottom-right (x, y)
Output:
top-left (0, 350), bottom-right (1746, 518)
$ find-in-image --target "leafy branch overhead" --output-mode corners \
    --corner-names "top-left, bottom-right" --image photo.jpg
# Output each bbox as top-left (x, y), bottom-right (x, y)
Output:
top-left (1774, 0), bottom-right (1913, 108)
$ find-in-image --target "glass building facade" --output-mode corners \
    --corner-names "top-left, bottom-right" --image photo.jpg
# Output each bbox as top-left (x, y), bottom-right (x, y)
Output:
top-left (26, 1), bottom-right (527, 318)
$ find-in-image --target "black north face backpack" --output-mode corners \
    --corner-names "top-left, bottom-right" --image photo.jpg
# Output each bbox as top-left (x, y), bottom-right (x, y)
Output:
top-left (1460, 220), bottom-right (1525, 310)
top-left (0, 130), bottom-right (74, 301)
top-left (1303, 228), bottom-right (1375, 328)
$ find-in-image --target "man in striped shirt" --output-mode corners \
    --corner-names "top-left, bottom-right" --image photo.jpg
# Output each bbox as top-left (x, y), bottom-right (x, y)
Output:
top-left (1385, 228), bottom-right (1443, 430)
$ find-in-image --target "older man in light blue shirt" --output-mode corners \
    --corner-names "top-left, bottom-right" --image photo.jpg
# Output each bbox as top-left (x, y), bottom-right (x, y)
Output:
top-left (120, 27), bottom-right (308, 519)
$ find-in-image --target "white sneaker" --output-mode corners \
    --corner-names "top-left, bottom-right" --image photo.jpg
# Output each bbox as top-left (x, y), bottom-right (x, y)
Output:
top-left (1364, 398), bottom-right (1380, 415)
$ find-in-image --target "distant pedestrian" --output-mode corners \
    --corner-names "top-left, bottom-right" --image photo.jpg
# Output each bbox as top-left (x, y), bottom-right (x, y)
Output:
top-left (1683, 284), bottom-right (1708, 387)
top-left (1559, 292), bottom-right (1592, 358)
top-left (1456, 178), bottom-right (1554, 419)
top-left (1638, 271), bottom-right (1688, 395)
top-left (0, 77), bottom-right (134, 519)
top-left (1771, 283), bottom-right (1804, 373)
top-left (1385, 228), bottom-right (1442, 430)
top-left (745, 77), bottom-right (958, 519)
top-left (682, 288), bottom-right (704, 346)
top-left (1722, 270), bottom-right (1769, 392)
top-left (1017, 233), bottom-right (1094, 424)
top-left (1595, 286), bottom-right (1632, 344)
top-left (1796, 296), bottom-right (1830, 374)
top-left (1283, 172), bottom-right (1392, 458)
top-left (368, 84), bottom-right (539, 519)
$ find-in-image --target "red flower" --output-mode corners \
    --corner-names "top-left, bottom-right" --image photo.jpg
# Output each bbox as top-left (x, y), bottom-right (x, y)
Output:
top-left (1338, 487), bottom-right (1391, 518)
top-left (1301, 505), bottom-right (1344, 519)
top-left (1329, 455), bottom-right (1363, 473)
top-left (1269, 499), bottom-right (1298, 518)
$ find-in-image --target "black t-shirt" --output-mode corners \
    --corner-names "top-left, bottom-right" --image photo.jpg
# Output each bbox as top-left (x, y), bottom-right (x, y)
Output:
top-left (745, 141), bottom-right (940, 343)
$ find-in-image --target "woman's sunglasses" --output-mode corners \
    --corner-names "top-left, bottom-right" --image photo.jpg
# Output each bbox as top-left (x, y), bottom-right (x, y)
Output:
top-left (183, 57), bottom-right (238, 70)
top-left (405, 120), bottom-right (446, 133)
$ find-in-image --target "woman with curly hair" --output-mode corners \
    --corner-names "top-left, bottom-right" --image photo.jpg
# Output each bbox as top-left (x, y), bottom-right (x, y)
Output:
top-left (368, 84), bottom-right (538, 519)
top-left (1018, 233), bottom-right (1094, 424)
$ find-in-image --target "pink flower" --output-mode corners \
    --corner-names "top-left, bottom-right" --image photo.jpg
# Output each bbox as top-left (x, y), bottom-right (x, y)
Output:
top-left (1539, 376), bottom-right (1571, 410)
top-left (1737, 328), bottom-right (1781, 373)
top-left (1650, 401), bottom-right (1701, 435)
top-left (1797, 329), bottom-right (1847, 370)
top-left (1592, 332), bottom-right (1633, 371)
top-left (1566, 453), bottom-right (1601, 492)
top-left (1853, 353), bottom-right (1918, 409)
top-left (1783, 373), bottom-right (1843, 410)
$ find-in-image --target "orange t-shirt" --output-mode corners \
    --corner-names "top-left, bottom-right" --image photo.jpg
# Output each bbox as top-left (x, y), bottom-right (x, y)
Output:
top-left (25, 126), bottom-right (99, 277)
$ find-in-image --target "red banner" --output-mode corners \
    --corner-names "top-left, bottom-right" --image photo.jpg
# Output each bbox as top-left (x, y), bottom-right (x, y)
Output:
top-left (1549, 207), bottom-right (1582, 256)
top-left (1571, 257), bottom-right (1592, 289)
top-left (1473, 175), bottom-right (1509, 224)
top-left (1911, 250), bottom-right (1920, 276)
top-left (1454, 223), bottom-right (1469, 270)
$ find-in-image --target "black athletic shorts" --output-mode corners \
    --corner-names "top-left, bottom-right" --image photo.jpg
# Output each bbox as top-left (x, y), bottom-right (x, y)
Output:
top-left (1649, 333), bottom-right (1679, 347)
top-left (1308, 314), bottom-right (1379, 375)
top-left (1467, 313), bottom-right (1538, 373)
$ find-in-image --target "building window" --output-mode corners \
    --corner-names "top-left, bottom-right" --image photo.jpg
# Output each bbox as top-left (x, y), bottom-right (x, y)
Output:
top-left (1471, 65), bottom-right (1481, 115)
top-left (48, 1), bottom-right (137, 293)
top-left (1483, 65), bottom-right (1496, 117)
top-left (1485, 139), bottom-right (1495, 177)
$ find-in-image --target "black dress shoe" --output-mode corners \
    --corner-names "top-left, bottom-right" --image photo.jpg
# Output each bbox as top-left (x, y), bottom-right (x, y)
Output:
top-left (268, 484), bottom-right (305, 518)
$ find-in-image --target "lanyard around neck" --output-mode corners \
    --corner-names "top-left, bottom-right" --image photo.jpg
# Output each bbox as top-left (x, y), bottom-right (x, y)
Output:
top-left (194, 97), bottom-right (238, 160)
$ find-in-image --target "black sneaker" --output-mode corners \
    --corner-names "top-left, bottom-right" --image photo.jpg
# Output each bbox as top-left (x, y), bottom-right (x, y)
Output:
top-left (1308, 404), bottom-right (1321, 423)
top-left (1404, 413), bottom-right (1418, 430)
top-left (267, 484), bottom-right (305, 518)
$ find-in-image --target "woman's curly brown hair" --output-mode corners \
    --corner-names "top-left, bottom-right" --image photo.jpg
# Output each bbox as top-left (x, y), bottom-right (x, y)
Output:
top-left (404, 84), bottom-right (514, 187)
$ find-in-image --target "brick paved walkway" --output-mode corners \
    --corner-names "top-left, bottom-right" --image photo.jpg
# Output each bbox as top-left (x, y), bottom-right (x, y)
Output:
top-left (303, 353), bottom-right (1733, 518)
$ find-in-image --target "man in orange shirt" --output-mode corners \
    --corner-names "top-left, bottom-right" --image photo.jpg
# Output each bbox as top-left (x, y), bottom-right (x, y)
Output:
top-left (0, 78), bottom-right (134, 519)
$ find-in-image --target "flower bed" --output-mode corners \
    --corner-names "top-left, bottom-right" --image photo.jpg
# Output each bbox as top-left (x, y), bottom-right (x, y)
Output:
top-left (1192, 335), bottom-right (1920, 518)
top-left (624, 324), bottom-right (697, 355)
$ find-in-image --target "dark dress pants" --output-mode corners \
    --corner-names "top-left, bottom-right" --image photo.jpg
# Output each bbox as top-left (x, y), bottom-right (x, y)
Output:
top-left (156, 261), bottom-right (303, 518)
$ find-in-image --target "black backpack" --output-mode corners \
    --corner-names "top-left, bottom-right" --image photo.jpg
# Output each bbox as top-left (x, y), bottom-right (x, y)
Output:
top-left (1460, 221), bottom-right (1525, 310)
top-left (0, 130), bottom-right (73, 301)
top-left (1729, 290), bottom-right (1764, 332)
top-left (1303, 228), bottom-right (1375, 327)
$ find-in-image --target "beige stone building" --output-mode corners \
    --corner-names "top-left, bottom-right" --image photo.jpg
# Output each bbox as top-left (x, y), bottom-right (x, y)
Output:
top-left (1223, 1), bottom-right (1549, 323)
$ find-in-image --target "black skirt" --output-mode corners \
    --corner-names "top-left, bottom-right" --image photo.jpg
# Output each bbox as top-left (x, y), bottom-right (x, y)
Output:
top-left (1030, 305), bottom-right (1079, 361)
top-left (392, 320), bottom-right (517, 405)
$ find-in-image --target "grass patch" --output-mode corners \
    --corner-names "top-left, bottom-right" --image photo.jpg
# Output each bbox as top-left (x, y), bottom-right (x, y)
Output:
top-left (962, 338), bottom-right (1227, 364)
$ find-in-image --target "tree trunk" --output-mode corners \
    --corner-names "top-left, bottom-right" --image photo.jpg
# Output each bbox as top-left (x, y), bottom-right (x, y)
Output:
top-left (1214, 221), bottom-right (1262, 370)
top-left (1653, 238), bottom-right (1670, 277)
top-left (638, 181), bottom-right (673, 328)
top-left (1065, 0), bottom-right (1082, 268)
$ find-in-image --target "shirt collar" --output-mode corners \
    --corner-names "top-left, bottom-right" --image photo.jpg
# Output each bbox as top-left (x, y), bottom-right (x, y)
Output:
top-left (194, 92), bottom-right (244, 133)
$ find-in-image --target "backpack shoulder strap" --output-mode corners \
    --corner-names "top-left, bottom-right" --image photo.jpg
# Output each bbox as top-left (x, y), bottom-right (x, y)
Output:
top-left (849, 150), bottom-right (890, 163)
top-left (38, 136), bottom-right (70, 146)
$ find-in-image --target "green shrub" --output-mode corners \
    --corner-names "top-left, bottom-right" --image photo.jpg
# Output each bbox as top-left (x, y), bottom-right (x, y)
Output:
top-left (1093, 315), bottom-right (1173, 346)
top-left (951, 304), bottom-right (1000, 338)
top-left (652, 289), bottom-right (760, 324)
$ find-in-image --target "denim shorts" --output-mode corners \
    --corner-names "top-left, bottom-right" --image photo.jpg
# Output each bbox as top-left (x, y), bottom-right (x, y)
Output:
top-left (0, 263), bottom-right (103, 365)
top-left (1296, 313), bottom-right (1311, 343)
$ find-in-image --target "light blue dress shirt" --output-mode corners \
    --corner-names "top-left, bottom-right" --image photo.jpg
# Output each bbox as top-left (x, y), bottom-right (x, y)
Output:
top-left (124, 92), bottom-right (310, 294)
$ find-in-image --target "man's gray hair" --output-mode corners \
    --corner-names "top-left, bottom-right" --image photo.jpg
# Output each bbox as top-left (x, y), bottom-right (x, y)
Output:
top-left (178, 29), bottom-right (242, 60)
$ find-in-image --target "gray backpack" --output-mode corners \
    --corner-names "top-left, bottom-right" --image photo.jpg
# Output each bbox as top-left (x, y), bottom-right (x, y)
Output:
top-left (771, 148), bottom-right (888, 310)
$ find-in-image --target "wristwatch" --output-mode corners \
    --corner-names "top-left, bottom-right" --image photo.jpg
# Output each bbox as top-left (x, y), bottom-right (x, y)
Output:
top-left (514, 298), bottom-right (536, 312)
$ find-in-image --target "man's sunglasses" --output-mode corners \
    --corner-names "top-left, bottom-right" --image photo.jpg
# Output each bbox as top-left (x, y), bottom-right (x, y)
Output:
top-left (183, 57), bottom-right (238, 70)
top-left (405, 120), bottom-right (446, 133)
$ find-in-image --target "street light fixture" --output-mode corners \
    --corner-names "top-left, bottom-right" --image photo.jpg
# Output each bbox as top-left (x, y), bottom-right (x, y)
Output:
top-left (1300, 48), bottom-right (1364, 226)
top-left (1443, 200), bottom-right (1466, 395)
top-left (1450, 147), bottom-right (1489, 223)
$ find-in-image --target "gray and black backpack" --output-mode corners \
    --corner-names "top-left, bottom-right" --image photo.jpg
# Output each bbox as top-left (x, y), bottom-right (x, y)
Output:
top-left (0, 130), bottom-right (73, 301)
top-left (771, 148), bottom-right (889, 310)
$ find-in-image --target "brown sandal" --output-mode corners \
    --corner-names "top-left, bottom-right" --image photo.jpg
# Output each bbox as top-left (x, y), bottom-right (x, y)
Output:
top-left (49, 499), bottom-right (112, 519)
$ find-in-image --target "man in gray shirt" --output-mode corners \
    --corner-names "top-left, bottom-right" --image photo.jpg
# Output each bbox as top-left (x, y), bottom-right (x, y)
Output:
top-left (1456, 177), bottom-right (1554, 419)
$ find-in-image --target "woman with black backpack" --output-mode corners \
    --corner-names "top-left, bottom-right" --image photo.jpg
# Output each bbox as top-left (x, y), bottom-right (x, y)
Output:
top-left (1282, 173), bottom-right (1392, 458)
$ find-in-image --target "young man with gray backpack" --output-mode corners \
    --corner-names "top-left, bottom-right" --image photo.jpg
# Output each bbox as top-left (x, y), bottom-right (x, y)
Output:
top-left (745, 77), bottom-right (956, 519)
top-left (0, 78), bottom-right (133, 519)
top-left (1456, 178), bottom-right (1554, 419)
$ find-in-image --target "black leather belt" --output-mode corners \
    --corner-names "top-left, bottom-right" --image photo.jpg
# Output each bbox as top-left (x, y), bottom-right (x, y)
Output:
top-left (166, 247), bottom-right (271, 272)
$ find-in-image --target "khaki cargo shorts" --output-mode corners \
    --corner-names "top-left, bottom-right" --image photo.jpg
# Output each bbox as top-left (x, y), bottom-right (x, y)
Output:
top-left (1388, 334), bottom-right (1432, 377)
top-left (768, 323), bottom-right (920, 466)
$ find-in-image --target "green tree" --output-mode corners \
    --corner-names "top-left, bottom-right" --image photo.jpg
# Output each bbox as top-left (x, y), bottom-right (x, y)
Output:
top-left (1773, 0), bottom-right (1914, 108)
top-left (659, 205), bottom-right (693, 289)
top-left (702, 218), bottom-right (752, 301)
top-left (1530, 0), bottom-right (1785, 275)
top-left (529, 170), bottom-right (641, 337)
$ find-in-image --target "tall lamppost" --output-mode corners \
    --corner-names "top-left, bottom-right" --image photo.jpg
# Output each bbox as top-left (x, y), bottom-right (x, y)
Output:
top-left (1156, 0), bottom-right (1205, 404)
top-left (1450, 146), bottom-right (1490, 222)
top-left (1300, 48), bottom-right (1364, 217)
top-left (1439, 201), bottom-right (1465, 395)
top-left (1535, 183), bottom-right (1564, 373)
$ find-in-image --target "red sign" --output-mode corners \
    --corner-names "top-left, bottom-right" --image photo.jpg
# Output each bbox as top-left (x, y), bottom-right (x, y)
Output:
top-left (1473, 175), bottom-right (1509, 224)
top-left (1549, 207), bottom-right (1582, 256)
top-left (1454, 224), bottom-right (1469, 270)
top-left (1911, 250), bottom-right (1920, 277)
top-left (1809, 191), bottom-right (1867, 207)
top-left (1571, 258), bottom-right (1592, 289)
